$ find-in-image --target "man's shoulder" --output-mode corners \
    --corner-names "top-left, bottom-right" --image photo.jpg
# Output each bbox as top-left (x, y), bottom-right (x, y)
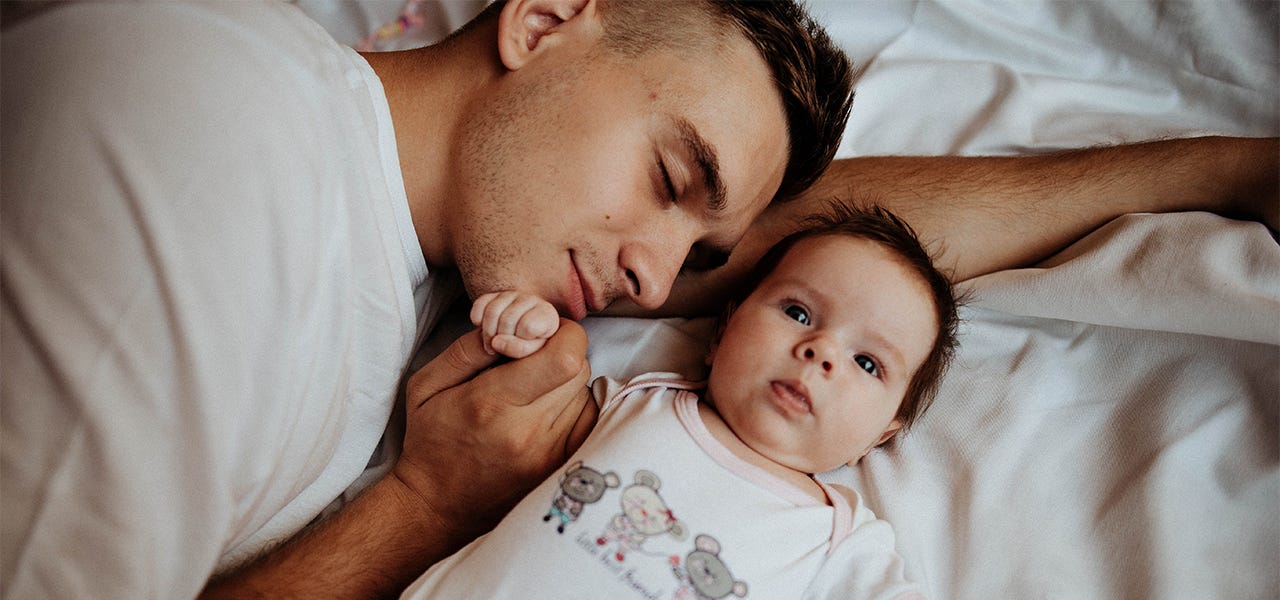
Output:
top-left (6, 2), bottom-right (330, 57)
top-left (6, 2), bottom-right (349, 111)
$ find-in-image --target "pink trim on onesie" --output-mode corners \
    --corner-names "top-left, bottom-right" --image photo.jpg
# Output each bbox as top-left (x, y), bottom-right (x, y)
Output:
top-left (606, 374), bottom-right (856, 550)
top-left (815, 479), bottom-right (855, 551)
top-left (672, 393), bottom-right (819, 507)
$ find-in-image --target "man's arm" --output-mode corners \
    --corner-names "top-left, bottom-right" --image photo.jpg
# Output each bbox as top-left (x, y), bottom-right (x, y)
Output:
top-left (644, 136), bottom-right (1278, 316)
top-left (202, 321), bottom-right (597, 598)
top-left (201, 474), bottom-right (457, 599)
top-left (817, 136), bottom-right (1278, 279)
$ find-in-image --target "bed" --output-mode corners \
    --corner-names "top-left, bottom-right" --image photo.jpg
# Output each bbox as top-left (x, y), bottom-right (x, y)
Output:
top-left (300, 1), bottom-right (1279, 597)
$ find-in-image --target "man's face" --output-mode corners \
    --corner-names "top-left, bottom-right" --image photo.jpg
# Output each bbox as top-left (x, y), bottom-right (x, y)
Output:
top-left (447, 30), bottom-right (788, 319)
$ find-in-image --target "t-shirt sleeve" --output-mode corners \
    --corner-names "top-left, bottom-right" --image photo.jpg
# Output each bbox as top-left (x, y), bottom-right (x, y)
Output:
top-left (1, 6), bottom-right (249, 596)
top-left (2, 3), bottom-right (380, 596)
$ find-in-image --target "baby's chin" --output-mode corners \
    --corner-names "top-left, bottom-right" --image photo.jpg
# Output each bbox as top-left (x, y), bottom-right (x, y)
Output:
top-left (805, 457), bottom-right (860, 475)
top-left (745, 439), bottom-right (850, 476)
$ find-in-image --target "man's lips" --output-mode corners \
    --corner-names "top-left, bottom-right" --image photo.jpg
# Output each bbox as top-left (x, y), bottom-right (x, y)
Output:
top-left (576, 254), bottom-right (603, 314)
top-left (770, 380), bottom-right (813, 415)
top-left (567, 251), bottom-right (605, 320)
top-left (565, 251), bottom-right (588, 321)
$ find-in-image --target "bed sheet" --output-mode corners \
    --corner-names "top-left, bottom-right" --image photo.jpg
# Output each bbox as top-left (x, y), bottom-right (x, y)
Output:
top-left (303, 1), bottom-right (1279, 597)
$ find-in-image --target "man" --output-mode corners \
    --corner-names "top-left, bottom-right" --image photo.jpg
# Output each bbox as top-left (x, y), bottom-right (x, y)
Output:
top-left (3, 2), bottom-right (1275, 600)
top-left (3, 1), bottom-right (852, 597)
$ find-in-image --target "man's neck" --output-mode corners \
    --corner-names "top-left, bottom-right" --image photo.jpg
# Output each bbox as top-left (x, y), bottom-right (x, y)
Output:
top-left (360, 19), bottom-right (501, 269)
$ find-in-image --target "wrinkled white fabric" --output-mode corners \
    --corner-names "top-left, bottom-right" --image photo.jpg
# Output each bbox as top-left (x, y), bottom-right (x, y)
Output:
top-left (1, 3), bottom-right (451, 597)
top-left (580, 2), bottom-right (1279, 598)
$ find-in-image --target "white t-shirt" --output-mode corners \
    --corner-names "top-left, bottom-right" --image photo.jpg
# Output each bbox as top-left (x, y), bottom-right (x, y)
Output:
top-left (1, 3), bottom-right (454, 597)
top-left (403, 373), bottom-right (924, 600)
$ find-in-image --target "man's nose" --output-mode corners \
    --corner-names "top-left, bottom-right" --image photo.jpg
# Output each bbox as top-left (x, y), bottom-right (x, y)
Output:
top-left (617, 241), bottom-right (684, 311)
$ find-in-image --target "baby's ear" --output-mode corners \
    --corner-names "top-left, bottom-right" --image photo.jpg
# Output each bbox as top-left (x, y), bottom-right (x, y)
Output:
top-left (876, 419), bottom-right (904, 446)
top-left (846, 418), bottom-right (904, 467)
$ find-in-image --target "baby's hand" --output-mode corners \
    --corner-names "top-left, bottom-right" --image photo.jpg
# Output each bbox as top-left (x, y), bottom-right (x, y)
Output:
top-left (470, 291), bottom-right (561, 359)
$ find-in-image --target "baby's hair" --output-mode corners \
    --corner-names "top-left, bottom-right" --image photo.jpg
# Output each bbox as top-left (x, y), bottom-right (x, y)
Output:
top-left (723, 203), bottom-right (962, 436)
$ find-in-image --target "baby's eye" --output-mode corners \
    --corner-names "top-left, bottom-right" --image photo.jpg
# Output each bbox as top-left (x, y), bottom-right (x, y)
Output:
top-left (854, 354), bottom-right (880, 378)
top-left (783, 304), bottom-right (810, 325)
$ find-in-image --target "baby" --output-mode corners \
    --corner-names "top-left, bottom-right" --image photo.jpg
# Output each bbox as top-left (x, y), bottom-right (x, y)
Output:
top-left (404, 205), bottom-right (959, 599)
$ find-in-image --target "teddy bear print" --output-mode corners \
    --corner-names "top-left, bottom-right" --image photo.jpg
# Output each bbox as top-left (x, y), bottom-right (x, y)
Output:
top-left (543, 461), bottom-right (620, 534)
top-left (672, 534), bottom-right (748, 599)
top-left (596, 470), bottom-right (686, 562)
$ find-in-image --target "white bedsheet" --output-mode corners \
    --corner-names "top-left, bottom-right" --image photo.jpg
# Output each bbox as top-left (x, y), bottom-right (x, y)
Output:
top-left (305, 1), bottom-right (1279, 597)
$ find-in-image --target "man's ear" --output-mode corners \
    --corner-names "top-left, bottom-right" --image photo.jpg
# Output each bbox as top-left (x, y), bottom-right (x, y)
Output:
top-left (496, 0), bottom-right (596, 71)
top-left (847, 418), bottom-right (904, 467)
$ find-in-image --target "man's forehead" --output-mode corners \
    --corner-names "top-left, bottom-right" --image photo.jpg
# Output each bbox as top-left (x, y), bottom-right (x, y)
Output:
top-left (641, 39), bottom-right (789, 239)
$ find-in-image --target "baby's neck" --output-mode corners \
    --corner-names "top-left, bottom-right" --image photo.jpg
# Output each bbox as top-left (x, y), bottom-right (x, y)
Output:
top-left (695, 401), bottom-right (831, 505)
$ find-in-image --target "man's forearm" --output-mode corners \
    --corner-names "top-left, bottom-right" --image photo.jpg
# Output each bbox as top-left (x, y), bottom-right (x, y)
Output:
top-left (201, 475), bottom-right (455, 599)
top-left (816, 136), bottom-right (1277, 281)
top-left (643, 136), bottom-right (1277, 316)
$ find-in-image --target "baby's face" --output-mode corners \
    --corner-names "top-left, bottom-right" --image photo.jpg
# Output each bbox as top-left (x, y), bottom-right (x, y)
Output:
top-left (706, 235), bottom-right (938, 473)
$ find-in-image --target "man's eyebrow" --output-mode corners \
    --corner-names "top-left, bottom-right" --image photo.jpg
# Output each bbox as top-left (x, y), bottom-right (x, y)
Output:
top-left (674, 118), bottom-right (726, 213)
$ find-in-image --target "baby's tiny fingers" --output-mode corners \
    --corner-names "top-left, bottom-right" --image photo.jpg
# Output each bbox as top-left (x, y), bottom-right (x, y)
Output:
top-left (516, 301), bottom-right (560, 339)
top-left (480, 292), bottom-right (521, 339)
top-left (491, 334), bottom-right (548, 360)
top-left (469, 292), bottom-right (500, 326)
top-left (496, 293), bottom-right (540, 336)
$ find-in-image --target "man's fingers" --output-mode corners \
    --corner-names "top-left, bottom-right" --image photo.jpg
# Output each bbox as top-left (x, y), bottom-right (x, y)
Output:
top-left (480, 319), bottom-right (588, 405)
top-left (523, 356), bottom-right (592, 471)
top-left (535, 340), bottom-right (592, 453)
top-left (558, 368), bottom-right (597, 460)
top-left (406, 329), bottom-right (498, 407)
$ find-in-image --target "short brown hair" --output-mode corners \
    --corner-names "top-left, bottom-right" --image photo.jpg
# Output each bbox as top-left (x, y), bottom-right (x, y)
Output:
top-left (595, 0), bottom-right (855, 204)
top-left (469, 1), bottom-right (853, 204)
top-left (723, 204), bottom-right (962, 436)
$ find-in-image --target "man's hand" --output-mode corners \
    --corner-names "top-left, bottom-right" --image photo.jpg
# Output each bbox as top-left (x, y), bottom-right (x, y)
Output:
top-left (201, 320), bottom-right (595, 598)
top-left (470, 291), bottom-right (561, 358)
top-left (395, 319), bottom-right (596, 549)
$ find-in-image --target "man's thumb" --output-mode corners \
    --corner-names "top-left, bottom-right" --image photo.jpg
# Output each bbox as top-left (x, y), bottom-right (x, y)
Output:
top-left (405, 329), bottom-right (498, 407)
